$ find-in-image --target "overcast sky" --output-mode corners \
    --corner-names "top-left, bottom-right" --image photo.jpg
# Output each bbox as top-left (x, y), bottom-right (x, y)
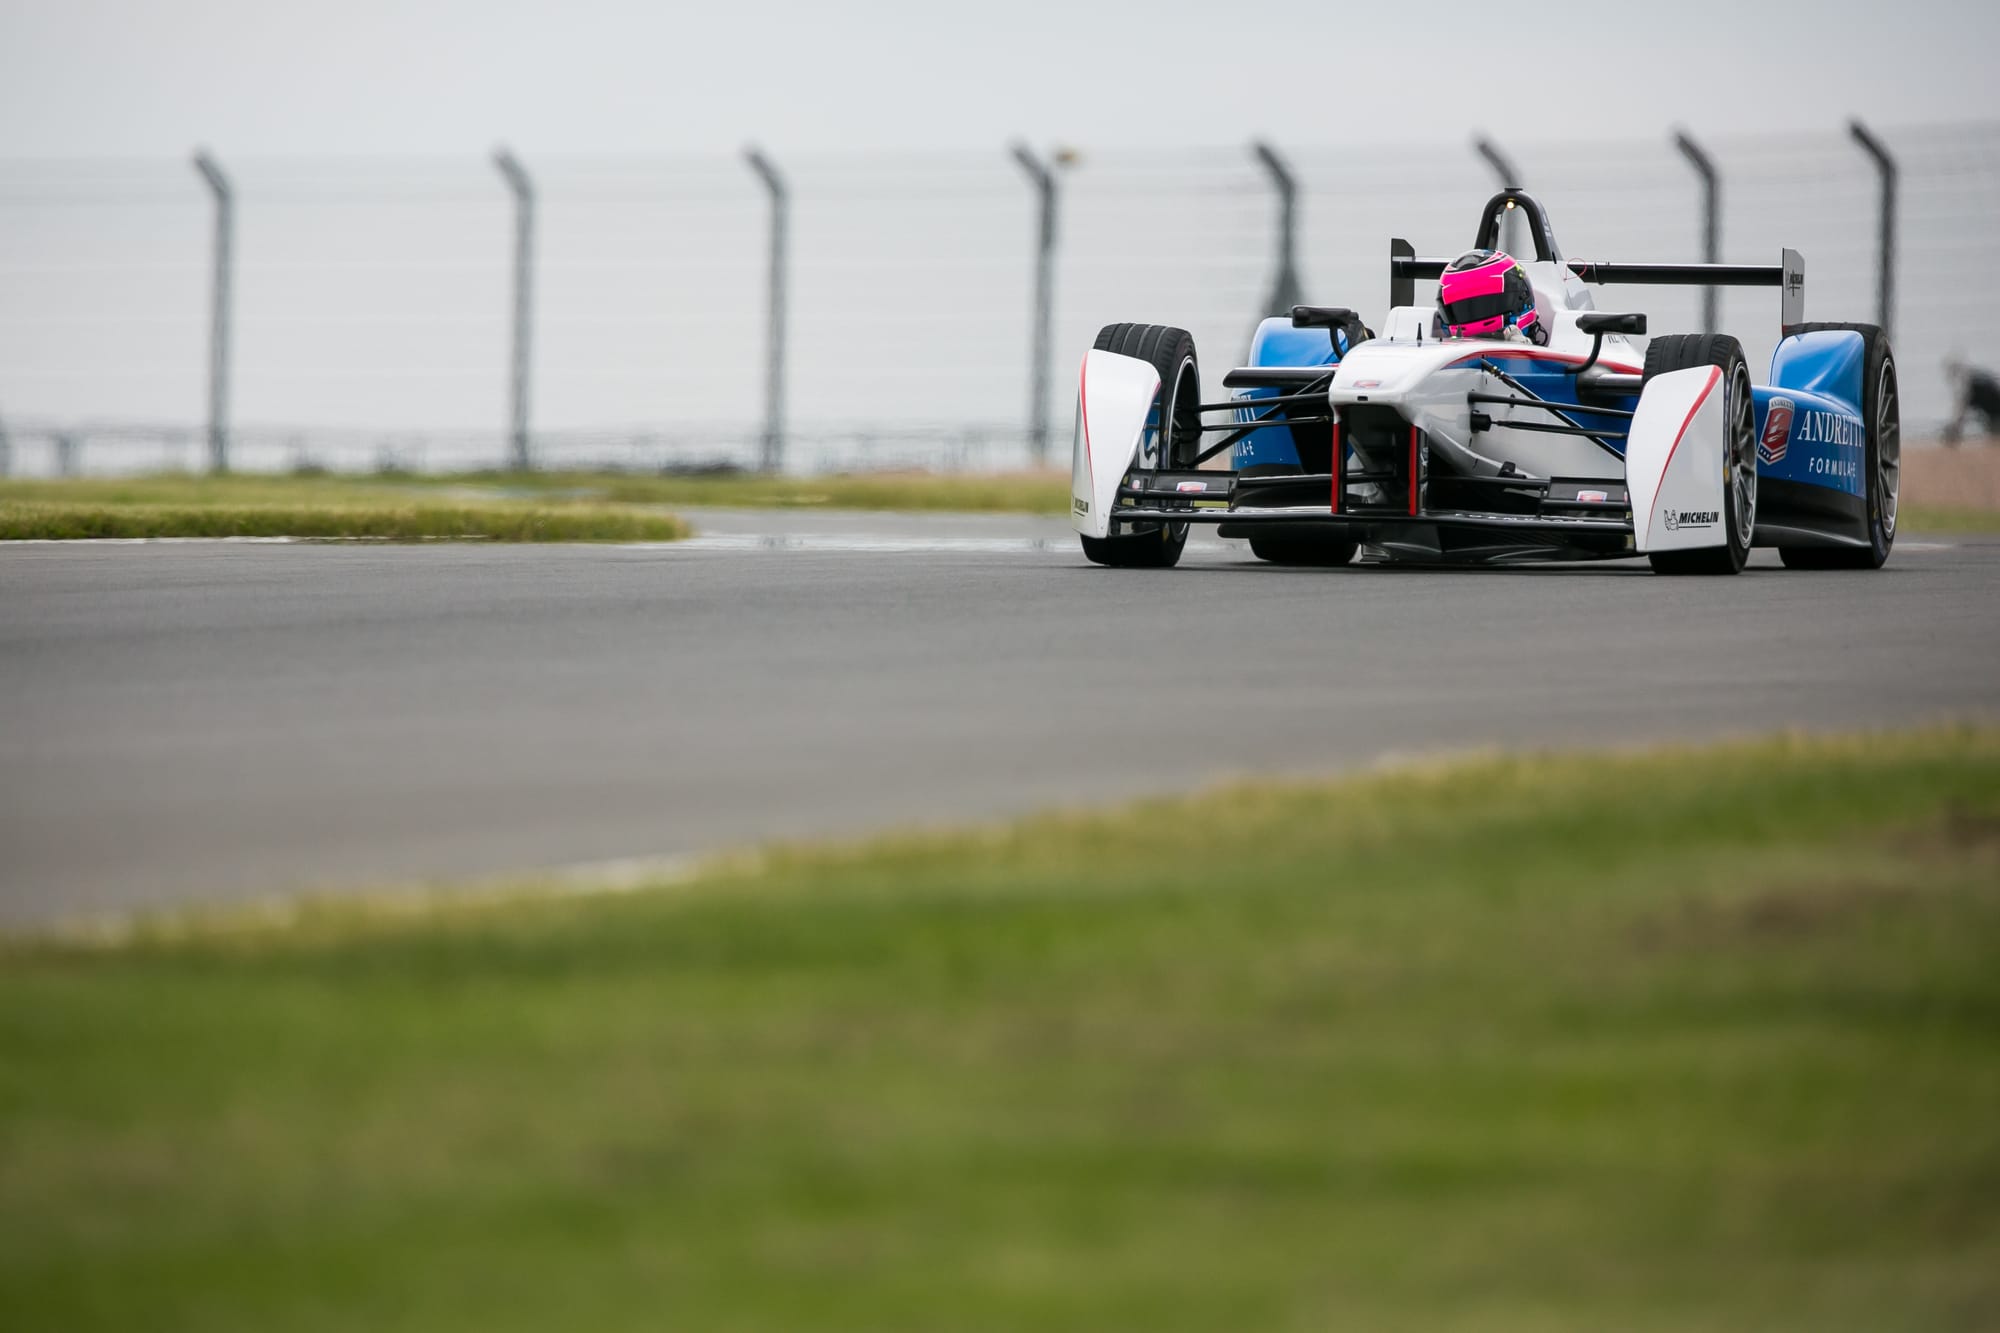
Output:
top-left (3, 0), bottom-right (1997, 158)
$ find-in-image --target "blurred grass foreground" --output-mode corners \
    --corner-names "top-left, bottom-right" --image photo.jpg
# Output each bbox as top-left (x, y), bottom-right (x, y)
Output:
top-left (3, 727), bottom-right (1998, 1330)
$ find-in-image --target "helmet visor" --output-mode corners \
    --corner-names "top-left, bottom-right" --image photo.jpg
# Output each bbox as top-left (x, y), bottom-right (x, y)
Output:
top-left (1439, 291), bottom-right (1519, 329)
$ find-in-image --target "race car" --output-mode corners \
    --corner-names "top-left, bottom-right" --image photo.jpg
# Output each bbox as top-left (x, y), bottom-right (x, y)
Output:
top-left (1070, 188), bottom-right (1900, 574)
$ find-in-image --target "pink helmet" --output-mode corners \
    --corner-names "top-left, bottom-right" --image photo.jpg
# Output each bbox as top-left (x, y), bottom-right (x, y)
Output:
top-left (1438, 249), bottom-right (1543, 343)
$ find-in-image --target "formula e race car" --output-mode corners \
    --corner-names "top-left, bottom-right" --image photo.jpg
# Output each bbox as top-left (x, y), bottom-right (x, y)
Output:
top-left (1070, 189), bottom-right (1900, 574)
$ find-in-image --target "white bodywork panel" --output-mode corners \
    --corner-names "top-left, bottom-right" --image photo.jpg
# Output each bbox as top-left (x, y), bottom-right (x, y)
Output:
top-left (1329, 340), bottom-right (1482, 454)
top-left (1378, 306), bottom-right (1439, 343)
top-left (1326, 336), bottom-right (1642, 484)
top-left (1070, 349), bottom-right (1160, 539)
top-left (1333, 268), bottom-right (1651, 486)
top-left (1626, 364), bottom-right (1728, 552)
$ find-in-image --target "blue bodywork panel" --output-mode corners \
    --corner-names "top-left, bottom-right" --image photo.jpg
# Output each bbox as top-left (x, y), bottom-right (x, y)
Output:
top-left (1771, 328), bottom-right (1865, 404)
top-left (1228, 317), bottom-right (1341, 469)
top-left (1756, 329), bottom-right (1868, 499)
top-left (1480, 354), bottom-right (1637, 450)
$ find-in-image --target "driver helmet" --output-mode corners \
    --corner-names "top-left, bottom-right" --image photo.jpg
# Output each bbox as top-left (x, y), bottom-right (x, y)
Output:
top-left (1438, 249), bottom-right (1544, 344)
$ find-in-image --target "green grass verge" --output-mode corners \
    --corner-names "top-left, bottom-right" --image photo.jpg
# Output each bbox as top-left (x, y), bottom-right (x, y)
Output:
top-left (537, 469), bottom-right (1071, 513)
top-left (1900, 504), bottom-right (2000, 534)
top-left (3, 728), bottom-right (1999, 1331)
top-left (0, 469), bottom-right (1074, 518)
top-left (0, 500), bottom-right (690, 542)
top-left (8, 475), bottom-right (1995, 532)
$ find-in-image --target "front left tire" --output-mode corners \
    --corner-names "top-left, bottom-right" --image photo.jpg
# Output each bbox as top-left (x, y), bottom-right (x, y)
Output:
top-left (1080, 323), bottom-right (1201, 569)
top-left (1642, 334), bottom-right (1757, 576)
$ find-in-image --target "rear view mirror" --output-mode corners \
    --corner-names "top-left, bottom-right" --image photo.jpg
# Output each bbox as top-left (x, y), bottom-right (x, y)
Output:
top-left (1290, 305), bottom-right (1360, 330)
top-left (1576, 311), bottom-right (1647, 337)
top-left (1291, 305), bottom-right (1374, 356)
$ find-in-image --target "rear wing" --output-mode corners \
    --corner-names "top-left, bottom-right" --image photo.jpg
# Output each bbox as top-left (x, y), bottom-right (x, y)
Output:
top-left (1390, 238), bottom-right (1806, 330)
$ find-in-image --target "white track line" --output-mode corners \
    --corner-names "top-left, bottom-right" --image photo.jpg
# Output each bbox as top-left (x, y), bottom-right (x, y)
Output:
top-left (638, 534), bottom-right (1068, 553)
top-left (1, 536), bottom-right (1969, 554)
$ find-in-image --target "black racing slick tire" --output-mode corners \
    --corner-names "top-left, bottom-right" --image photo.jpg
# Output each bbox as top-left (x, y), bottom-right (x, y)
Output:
top-left (1080, 323), bottom-right (1201, 569)
top-left (1642, 333), bottom-right (1757, 576)
top-left (1248, 536), bottom-right (1358, 567)
top-left (1777, 322), bottom-right (1899, 570)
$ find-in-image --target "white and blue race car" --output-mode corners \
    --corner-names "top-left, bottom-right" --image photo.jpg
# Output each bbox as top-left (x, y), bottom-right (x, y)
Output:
top-left (1071, 189), bottom-right (1899, 574)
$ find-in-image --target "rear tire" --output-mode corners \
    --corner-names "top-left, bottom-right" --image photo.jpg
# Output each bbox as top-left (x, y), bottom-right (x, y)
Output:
top-left (1642, 334), bottom-right (1757, 576)
top-left (1777, 322), bottom-right (1898, 570)
top-left (1248, 536), bottom-right (1358, 567)
top-left (1080, 323), bottom-right (1201, 569)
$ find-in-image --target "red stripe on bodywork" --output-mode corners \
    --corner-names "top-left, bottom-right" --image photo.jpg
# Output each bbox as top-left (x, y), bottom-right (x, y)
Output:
top-left (1408, 425), bottom-right (1420, 516)
top-left (1077, 356), bottom-right (1094, 495)
top-left (1330, 420), bottom-right (1343, 513)
top-left (1656, 365), bottom-right (1724, 494)
top-left (1444, 347), bottom-right (1644, 375)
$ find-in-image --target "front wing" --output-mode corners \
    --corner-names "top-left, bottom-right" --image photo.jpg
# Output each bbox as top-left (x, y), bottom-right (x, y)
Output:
top-left (1104, 468), bottom-right (1637, 557)
top-left (1073, 347), bottom-right (1731, 557)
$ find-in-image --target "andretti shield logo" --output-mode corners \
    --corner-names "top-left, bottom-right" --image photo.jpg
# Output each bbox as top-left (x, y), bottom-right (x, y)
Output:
top-left (1760, 396), bottom-right (1795, 465)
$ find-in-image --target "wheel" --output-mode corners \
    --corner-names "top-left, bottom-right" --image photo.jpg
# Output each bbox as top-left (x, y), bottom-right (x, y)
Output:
top-left (1778, 323), bottom-right (1898, 570)
top-left (1248, 536), bottom-right (1358, 566)
top-left (1080, 323), bottom-right (1201, 569)
top-left (1642, 333), bottom-right (1757, 576)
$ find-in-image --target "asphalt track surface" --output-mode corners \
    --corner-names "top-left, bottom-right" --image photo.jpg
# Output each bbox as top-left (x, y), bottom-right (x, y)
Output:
top-left (3, 510), bottom-right (1996, 926)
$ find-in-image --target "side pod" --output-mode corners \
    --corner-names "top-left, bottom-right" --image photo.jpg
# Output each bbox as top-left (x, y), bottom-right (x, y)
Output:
top-left (1627, 365), bottom-right (1729, 552)
top-left (1070, 349), bottom-right (1161, 539)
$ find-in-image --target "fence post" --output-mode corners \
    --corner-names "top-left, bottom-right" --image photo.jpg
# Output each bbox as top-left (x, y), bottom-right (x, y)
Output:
top-left (744, 146), bottom-right (789, 474)
top-left (1849, 120), bottom-right (1898, 340)
top-left (492, 148), bottom-right (535, 471)
top-left (1251, 140), bottom-right (1303, 318)
top-left (1472, 136), bottom-right (1528, 257)
top-left (1011, 143), bottom-right (1059, 469)
top-left (1672, 130), bottom-right (1721, 334)
top-left (192, 150), bottom-right (233, 473)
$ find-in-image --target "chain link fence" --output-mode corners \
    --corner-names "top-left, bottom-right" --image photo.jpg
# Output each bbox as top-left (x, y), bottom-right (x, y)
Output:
top-left (2, 122), bottom-right (1995, 476)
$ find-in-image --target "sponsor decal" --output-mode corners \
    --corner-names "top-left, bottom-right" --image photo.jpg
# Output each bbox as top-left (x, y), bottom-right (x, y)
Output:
top-left (1662, 507), bottom-right (1718, 532)
top-left (1072, 498), bottom-right (1089, 516)
top-left (1760, 396), bottom-right (1794, 465)
top-left (1809, 457), bottom-right (1860, 480)
top-left (1576, 489), bottom-right (1609, 503)
top-left (1794, 409), bottom-right (1864, 450)
top-left (1352, 379), bottom-right (1382, 389)
top-left (1176, 481), bottom-right (1207, 493)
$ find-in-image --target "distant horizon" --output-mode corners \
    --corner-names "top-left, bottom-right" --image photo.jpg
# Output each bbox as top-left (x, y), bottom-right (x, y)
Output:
top-left (8, 114), bottom-right (2000, 165)
top-left (4, 114), bottom-right (1992, 178)
top-left (4, 0), bottom-right (1997, 158)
